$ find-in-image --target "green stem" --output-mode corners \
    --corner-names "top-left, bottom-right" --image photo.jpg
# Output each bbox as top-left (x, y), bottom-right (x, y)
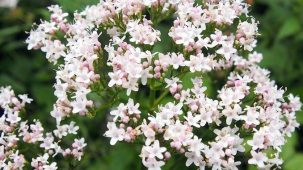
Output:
top-left (96, 91), bottom-right (119, 113)
top-left (149, 89), bottom-right (156, 108)
top-left (150, 68), bottom-right (188, 111)
top-left (151, 89), bottom-right (169, 110)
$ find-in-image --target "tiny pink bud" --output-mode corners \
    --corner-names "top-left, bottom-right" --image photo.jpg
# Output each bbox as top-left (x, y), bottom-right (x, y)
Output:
top-left (190, 104), bottom-right (198, 112)
top-left (177, 84), bottom-right (183, 90)
top-left (174, 93), bottom-right (181, 100)
top-left (164, 152), bottom-right (171, 160)
top-left (122, 116), bottom-right (130, 123)
top-left (120, 124), bottom-right (125, 128)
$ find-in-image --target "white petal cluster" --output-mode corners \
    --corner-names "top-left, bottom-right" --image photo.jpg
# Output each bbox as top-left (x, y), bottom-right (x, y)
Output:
top-left (0, 0), bottom-right (300, 169)
top-left (127, 19), bottom-right (161, 45)
top-left (0, 87), bottom-right (86, 169)
top-left (0, 0), bottom-right (18, 9)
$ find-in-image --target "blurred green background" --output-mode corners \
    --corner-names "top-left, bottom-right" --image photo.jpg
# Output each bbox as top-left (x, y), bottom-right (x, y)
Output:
top-left (0, 0), bottom-right (303, 169)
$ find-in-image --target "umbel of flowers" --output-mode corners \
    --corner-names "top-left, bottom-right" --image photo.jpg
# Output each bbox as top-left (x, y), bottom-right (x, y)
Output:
top-left (0, 0), bottom-right (301, 169)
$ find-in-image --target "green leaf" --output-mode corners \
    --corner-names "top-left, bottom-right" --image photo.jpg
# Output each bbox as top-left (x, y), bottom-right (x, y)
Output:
top-left (277, 17), bottom-right (301, 40)
top-left (87, 161), bottom-right (108, 170)
top-left (108, 143), bottom-right (137, 170)
top-left (281, 133), bottom-right (298, 160)
top-left (284, 153), bottom-right (303, 170)
top-left (153, 24), bottom-right (173, 53)
top-left (295, 31), bottom-right (303, 42)
top-left (31, 85), bottom-right (55, 110)
top-left (0, 74), bottom-right (25, 92)
top-left (248, 165), bottom-right (258, 170)
top-left (296, 111), bottom-right (303, 124)
top-left (55, 0), bottom-right (99, 12)
top-left (0, 25), bottom-right (23, 37)
top-left (259, 44), bottom-right (288, 72)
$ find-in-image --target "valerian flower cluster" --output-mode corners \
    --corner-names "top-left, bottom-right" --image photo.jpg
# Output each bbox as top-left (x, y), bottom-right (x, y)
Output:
top-left (0, 0), bottom-right (301, 169)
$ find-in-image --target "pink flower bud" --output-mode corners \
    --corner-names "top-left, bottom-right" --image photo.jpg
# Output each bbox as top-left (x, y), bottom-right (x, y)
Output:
top-left (225, 149), bottom-right (232, 156)
top-left (174, 93), bottom-right (181, 100)
top-left (122, 116), bottom-right (130, 123)
top-left (177, 84), bottom-right (183, 90)
top-left (120, 124), bottom-right (125, 128)
top-left (143, 62), bottom-right (149, 68)
top-left (170, 85), bottom-right (178, 94)
top-left (235, 80), bottom-right (242, 87)
top-left (170, 142), bottom-right (175, 148)
top-left (6, 126), bottom-right (14, 133)
top-left (23, 134), bottom-right (31, 143)
top-left (59, 23), bottom-right (69, 33)
top-left (154, 66), bottom-right (161, 72)
top-left (190, 104), bottom-right (198, 112)
top-left (164, 152), bottom-right (171, 160)
top-left (127, 127), bottom-right (133, 131)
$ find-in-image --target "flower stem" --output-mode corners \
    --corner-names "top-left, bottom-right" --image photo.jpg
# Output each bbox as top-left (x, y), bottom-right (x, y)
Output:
top-left (151, 89), bottom-right (169, 110)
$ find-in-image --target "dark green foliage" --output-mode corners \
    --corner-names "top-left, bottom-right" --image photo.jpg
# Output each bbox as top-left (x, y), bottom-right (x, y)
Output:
top-left (0, 0), bottom-right (302, 169)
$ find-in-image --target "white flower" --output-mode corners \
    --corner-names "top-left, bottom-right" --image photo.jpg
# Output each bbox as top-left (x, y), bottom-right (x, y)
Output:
top-left (248, 151), bottom-right (268, 168)
top-left (216, 42), bottom-right (237, 60)
top-left (0, 0), bottom-right (300, 169)
top-left (243, 107), bottom-right (260, 125)
top-left (72, 138), bottom-right (87, 150)
top-left (108, 71), bottom-right (124, 87)
top-left (141, 67), bottom-right (153, 85)
top-left (75, 67), bottom-right (94, 84)
top-left (54, 81), bottom-right (68, 99)
top-left (185, 54), bottom-right (211, 72)
top-left (124, 78), bottom-right (139, 96)
top-left (53, 124), bottom-right (68, 138)
top-left (210, 29), bottom-right (227, 47)
top-left (104, 122), bottom-right (125, 145)
top-left (127, 98), bottom-right (141, 115)
top-left (247, 133), bottom-right (265, 150)
top-left (187, 136), bottom-right (205, 155)
top-left (18, 94), bottom-right (33, 104)
top-left (31, 153), bottom-right (49, 168)
top-left (0, 86), bottom-right (14, 106)
top-left (170, 21), bottom-right (205, 46)
top-left (141, 122), bottom-right (156, 145)
top-left (40, 133), bottom-right (54, 150)
top-left (71, 98), bottom-right (88, 114)
top-left (170, 53), bottom-right (185, 69)
top-left (110, 103), bottom-right (127, 121)
top-left (6, 111), bottom-right (21, 124)
top-left (0, 0), bottom-right (18, 8)
top-left (288, 94), bottom-right (302, 111)
top-left (185, 151), bottom-right (203, 167)
top-left (43, 162), bottom-right (58, 170)
top-left (142, 0), bottom-right (157, 7)
top-left (50, 107), bottom-right (64, 124)
top-left (219, 88), bottom-right (245, 106)
top-left (184, 112), bottom-right (200, 128)
top-left (143, 140), bottom-right (166, 159)
top-left (222, 104), bottom-right (242, 125)
top-left (142, 157), bottom-right (165, 170)
top-left (41, 40), bottom-right (65, 64)
top-left (126, 19), bottom-right (160, 45)
top-left (68, 121), bottom-right (79, 134)
top-left (165, 77), bottom-right (180, 88)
